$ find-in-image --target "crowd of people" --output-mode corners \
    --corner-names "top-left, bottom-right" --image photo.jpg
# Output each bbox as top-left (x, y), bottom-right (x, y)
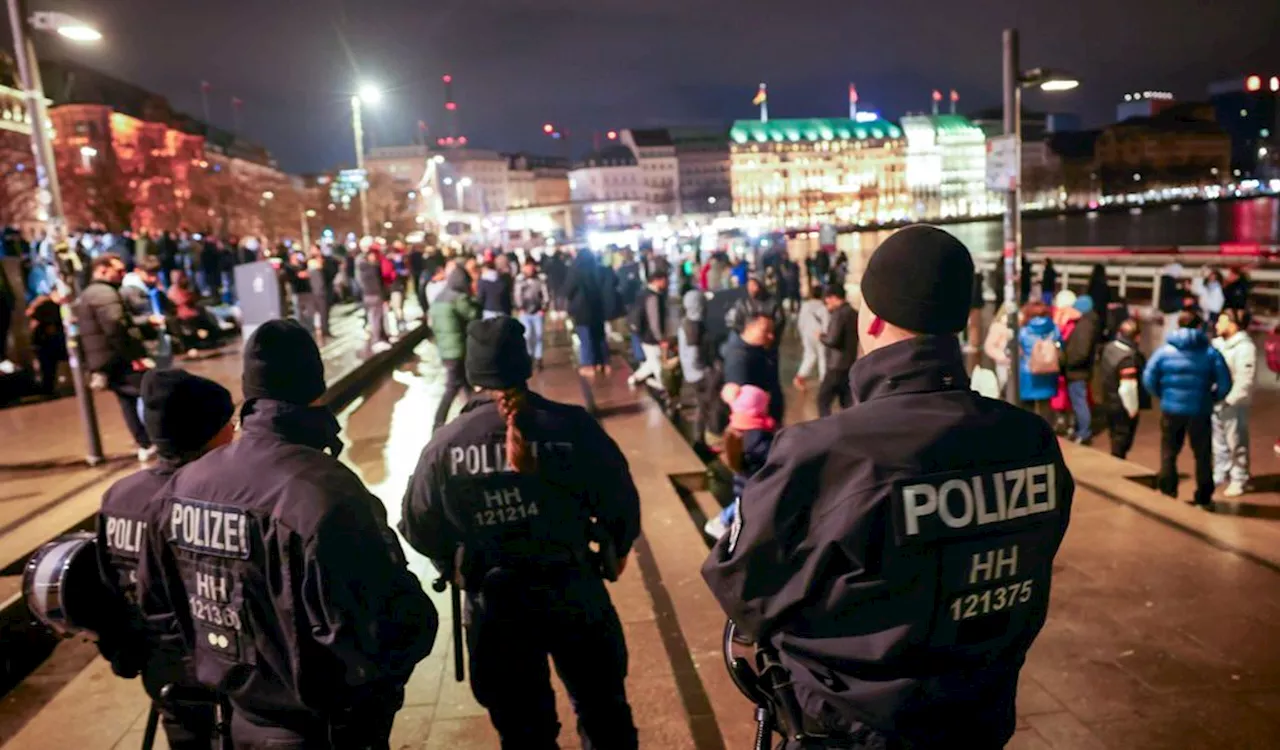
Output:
top-left (32, 213), bottom-right (1273, 750)
top-left (989, 259), bottom-right (1272, 508)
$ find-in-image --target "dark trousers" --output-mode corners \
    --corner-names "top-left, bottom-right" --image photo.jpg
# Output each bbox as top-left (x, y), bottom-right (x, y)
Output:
top-left (230, 708), bottom-right (396, 750)
top-left (1106, 407), bottom-right (1139, 460)
top-left (115, 389), bottom-right (151, 449)
top-left (1158, 412), bottom-right (1213, 505)
top-left (35, 336), bottom-right (66, 394)
top-left (433, 358), bottom-right (470, 428)
top-left (466, 570), bottom-right (637, 750)
top-left (816, 366), bottom-right (852, 418)
top-left (576, 324), bottom-right (607, 368)
top-left (364, 295), bottom-right (387, 343)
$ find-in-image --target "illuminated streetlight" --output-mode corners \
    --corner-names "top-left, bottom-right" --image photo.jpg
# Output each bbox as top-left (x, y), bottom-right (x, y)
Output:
top-left (305, 209), bottom-right (317, 218)
top-left (708, 196), bottom-right (717, 205)
top-left (999, 30), bottom-right (1081, 404)
top-left (358, 82), bottom-right (382, 104)
top-left (443, 177), bottom-right (454, 186)
top-left (262, 190), bottom-right (275, 200)
top-left (30, 11), bottom-right (101, 42)
top-left (460, 177), bottom-right (473, 187)
top-left (543, 123), bottom-right (555, 134)
top-left (432, 154), bottom-right (445, 164)
top-left (10, 4), bottom-right (111, 463)
top-left (79, 145), bottom-right (97, 157)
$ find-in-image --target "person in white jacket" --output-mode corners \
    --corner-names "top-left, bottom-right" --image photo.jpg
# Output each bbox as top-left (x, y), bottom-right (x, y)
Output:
top-left (1212, 308), bottom-right (1257, 498)
top-left (792, 285), bottom-right (829, 392)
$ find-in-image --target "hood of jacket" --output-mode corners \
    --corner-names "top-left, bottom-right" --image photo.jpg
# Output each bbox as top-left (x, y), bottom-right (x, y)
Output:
top-left (1216, 330), bottom-right (1252, 353)
top-left (1024, 315), bottom-right (1056, 337)
top-left (1167, 327), bottom-right (1210, 352)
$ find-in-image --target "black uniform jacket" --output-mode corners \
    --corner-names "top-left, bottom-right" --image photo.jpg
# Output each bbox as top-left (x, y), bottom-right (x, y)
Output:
top-left (96, 463), bottom-right (191, 687)
top-left (137, 400), bottom-right (437, 733)
top-left (702, 336), bottom-right (1074, 747)
top-left (399, 392), bottom-right (640, 579)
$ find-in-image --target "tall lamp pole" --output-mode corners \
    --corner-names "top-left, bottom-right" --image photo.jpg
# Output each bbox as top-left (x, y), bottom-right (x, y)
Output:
top-left (351, 82), bottom-right (381, 238)
top-left (1000, 28), bottom-right (1079, 405)
top-left (7, 2), bottom-right (105, 464)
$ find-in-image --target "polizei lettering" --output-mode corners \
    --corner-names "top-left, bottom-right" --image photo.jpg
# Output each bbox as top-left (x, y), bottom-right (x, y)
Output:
top-left (893, 463), bottom-right (1059, 543)
top-left (448, 441), bottom-right (573, 476)
top-left (103, 515), bottom-right (147, 556)
top-left (169, 499), bottom-right (250, 559)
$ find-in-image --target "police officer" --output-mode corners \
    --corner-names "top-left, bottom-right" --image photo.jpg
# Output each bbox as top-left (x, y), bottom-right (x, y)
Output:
top-left (703, 225), bottom-right (1074, 749)
top-left (399, 316), bottom-right (641, 750)
top-left (96, 369), bottom-right (235, 749)
top-left (137, 319), bottom-right (437, 749)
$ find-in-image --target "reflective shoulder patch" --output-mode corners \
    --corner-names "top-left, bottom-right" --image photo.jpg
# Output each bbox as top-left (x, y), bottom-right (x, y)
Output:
top-left (891, 461), bottom-right (1061, 545)
top-left (168, 498), bottom-right (251, 559)
top-left (727, 499), bottom-right (743, 555)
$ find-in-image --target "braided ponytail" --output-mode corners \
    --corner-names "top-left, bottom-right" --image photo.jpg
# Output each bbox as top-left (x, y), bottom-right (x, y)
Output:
top-left (497, 387), bottom-right (536, 474)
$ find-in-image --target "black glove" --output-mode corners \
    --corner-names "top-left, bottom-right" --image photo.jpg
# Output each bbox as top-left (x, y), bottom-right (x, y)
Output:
top-left (97, 631), bottom-right (144, 679)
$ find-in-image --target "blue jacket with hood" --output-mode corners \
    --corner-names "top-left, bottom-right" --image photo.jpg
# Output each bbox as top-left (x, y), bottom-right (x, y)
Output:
top-left (1017, 316), bottom-right (1060, 401)
top-left (1142, 328), bottom-right (1232, 416)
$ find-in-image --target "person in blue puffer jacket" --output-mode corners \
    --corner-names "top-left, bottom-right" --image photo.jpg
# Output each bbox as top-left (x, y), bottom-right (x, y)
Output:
top-left (1017, 301), bottom-right (1060, 419)
top-left (1142, 310), bottom-right (1232, 509)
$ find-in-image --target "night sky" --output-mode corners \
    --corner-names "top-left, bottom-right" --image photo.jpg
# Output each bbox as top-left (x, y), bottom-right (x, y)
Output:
top-left (36, 0), bottom-right (1280, 173)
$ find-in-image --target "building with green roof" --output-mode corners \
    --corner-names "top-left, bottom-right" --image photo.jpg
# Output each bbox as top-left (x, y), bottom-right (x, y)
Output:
top-left (899, 113), bottom-right (996, 220)
top-left (729, 117), bottom-right (909, 230)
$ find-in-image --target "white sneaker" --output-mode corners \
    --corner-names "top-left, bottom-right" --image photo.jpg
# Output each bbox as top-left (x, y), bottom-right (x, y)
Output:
top-left (704, 516), bottom-right (728, 539)
top-left (138, 446), bottom-right (158, 463)
top-left (1223, 482), bottom-right (1246, 498)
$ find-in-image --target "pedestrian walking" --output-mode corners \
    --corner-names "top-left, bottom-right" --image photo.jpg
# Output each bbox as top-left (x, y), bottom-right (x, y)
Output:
top-left (563, 248), bottom-right (609, 376)
top-left (1143, 311), bottom-right (1233, 509)
top-left (678, 289), bottom-right (713, 440)
top-left (400, 316), bottom-right (640, 750)
top-left (95, 369), bottom-right (234, 750)
top-left (514, 258), bottom-right (548, 370)
top-left (1212, 308), bottom-right (1256, 498)
top-left (626, 267), bottom-right (671, 392)
top-left (1017, 300), bottom-right (1061, 422)
top-left (306, 246), bottom-right (332, 341)
top-left (703, 225), bottom-right (1073, 750)
top-left (77, 254), bottom-right (158, 462)
top-left (136, 320), bottom-right (437, 748)
top-left (357, 246), bottom-right (389, 352)
top-left (1062, 294), bottom-right (1103, 444)
top-left (816, 283), bottom-right (858, 417)
top-left (430, 266), bottom-right (481, 430)
top-left (1097, 318), bottom-right (1146, 459)
top-left (477, 256), bottom-right (514, 320)
top-left (792, 285), bottom-right (829, 393)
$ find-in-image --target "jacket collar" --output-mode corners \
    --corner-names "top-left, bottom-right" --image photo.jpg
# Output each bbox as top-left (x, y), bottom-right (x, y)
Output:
top-left (849, 335), bottom-right (969, 405)
top-left (239, 398), bottom-right (344, 457)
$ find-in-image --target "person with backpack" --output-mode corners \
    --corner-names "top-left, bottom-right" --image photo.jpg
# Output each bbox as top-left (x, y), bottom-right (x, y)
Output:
top-left (1018, 301), bottom-right (1061, 421)
top-left (1143, 311), bottom-right (1233, 510)
top-left (1212, 308), bottom-right (1257, 498)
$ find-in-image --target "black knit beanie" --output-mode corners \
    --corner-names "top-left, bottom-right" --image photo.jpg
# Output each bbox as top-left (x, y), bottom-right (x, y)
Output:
top-left (141, 369), bottom-right (234, 458)
top-left (242, 319), bottom-right (326, 405)
top-left (860, 225), bottom-right (975, 334)
top-left (465, 317), bottom-right (532, 390)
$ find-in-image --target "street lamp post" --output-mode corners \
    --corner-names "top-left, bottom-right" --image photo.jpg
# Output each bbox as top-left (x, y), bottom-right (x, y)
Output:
top-left (1000, 28), bottom-right (1078, 404)
top-left (350, 83), bottom-right (381, 238)
top-left (7, 1), bottom-right (105, 464)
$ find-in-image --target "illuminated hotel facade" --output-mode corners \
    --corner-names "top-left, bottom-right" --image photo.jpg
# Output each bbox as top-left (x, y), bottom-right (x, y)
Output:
top-left (729, 118), bottom-right (909, 230)
top-left (899, 114), bottom-right (995, 220)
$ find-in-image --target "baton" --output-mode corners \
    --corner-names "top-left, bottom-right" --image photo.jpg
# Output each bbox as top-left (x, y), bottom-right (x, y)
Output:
top-left (431, 576), bottom-right (465, 682)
